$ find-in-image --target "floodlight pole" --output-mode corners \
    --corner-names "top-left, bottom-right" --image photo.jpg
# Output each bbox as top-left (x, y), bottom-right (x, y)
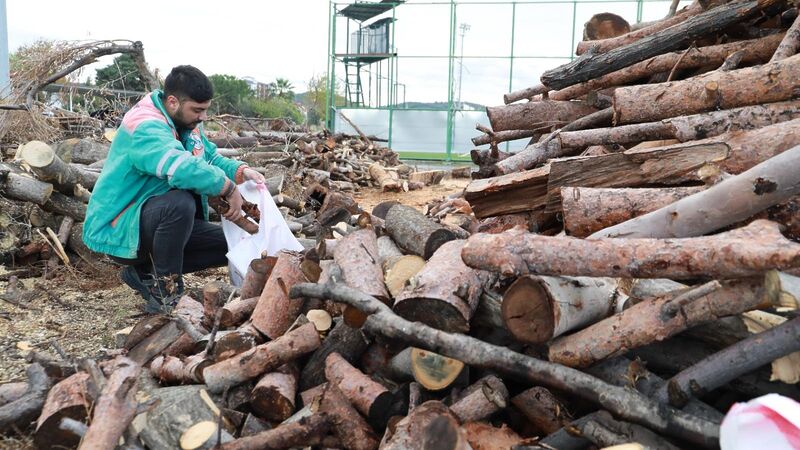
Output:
top-left (0, 0), bottom-right (9, 99)
top-left (457, 23), bottom-right (469, 109)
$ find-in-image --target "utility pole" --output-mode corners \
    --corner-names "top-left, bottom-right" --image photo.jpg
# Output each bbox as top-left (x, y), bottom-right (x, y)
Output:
top-left (0, 0), bottom-right (9, 99)
top-left (456, 22), bottom-right (470, 110)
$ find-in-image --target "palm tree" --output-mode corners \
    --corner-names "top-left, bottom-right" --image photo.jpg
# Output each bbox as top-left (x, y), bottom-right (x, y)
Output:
top-left (274, 78), bottom-right (295, 100)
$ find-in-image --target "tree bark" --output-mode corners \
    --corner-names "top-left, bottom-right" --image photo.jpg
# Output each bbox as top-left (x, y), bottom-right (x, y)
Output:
top-left (555, 33), bottom-right (782, 100)
top-left (656, 316), bottom-right (800, 407)
top-left (318, 382), bottom-right (379, 450)
top-left (202, 322), bottom-right (321, 394)
top-left (472, 128), bottom-right (538, 146)
top-left (219, 297), bottom-right (259, 329)
top-left (42, 191), bottom-right (87, 221)
top-left (563, 186), bottom-right (704, 237)
top-left (394, 240), bottom-right (494, 334)
top-left (464, 219), bottom-right (800, 280)
top-left (542, 0), bottom-right (765, 90)
top-left (462, 422), bottom-right (522, 450)
top-left (591, 144), bottom-right (800, 238)
top-left (127, 320), bottom-right (183, 366)
top-left (325, 352), bottom-right (392, 426)
top-left (79, 357), bottom-right (140, 450)
top-left (0, 363), bottom-right (52, 434)
top-left (486, 101), bottom-right (598, 132)
top-left (368, 163), bottom-right (401, 192)
top-left (511, 386), bottom-right (573, 435)
top-left (250, 364), bottom-right (298, 422)
top-left (449, 375), bottom-right (509, 423)
top-left (34, 372), bottom-right (90, 450)
top-left (385, 204), bottom-right (457, 259)
top-left (239, 257), bottom-right (276, 300)
top-left (299, 318), bottom-right (369, 391)
top-left (613, 53), bottom-right (800, 124)
top-left (548, 279), bottom-right (769, 368)
top-left (290, 282), bottom-right (720, 448)
top-left (578, 411), bottom-right (681, 450)
top-left (0, 382), bottom-right (27, 407)
top-left (1, 169), bottom-right (53, 204)
top-left (381, 401), bottom-right (463, 450)
top-left (502, 275), bottom-right (626, 343)
top-left (333, 228), bottom-right (389, 304)
top-left (770, 14), bottom-right (800, 61)
top-left (19, 141), bottom-right (99, 193)
top-left (464, 165), bottom-right (550, 219)
top-left (218, 415), bottom-right (330, 450)
top-left (251, 250), bottom-right (308, 339)
top-left (503, 84), bottom-right (549, 104)
top-left (574, 2), bottom-right (702, 55)
top-left (54, 138), bottom-right (109, 165)
top-left (409, 170), bottom-right (447, 186)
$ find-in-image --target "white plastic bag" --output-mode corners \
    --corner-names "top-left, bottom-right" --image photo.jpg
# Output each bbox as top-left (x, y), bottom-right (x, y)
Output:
top-left (720, 394), bottom-right (800, 450)
top-left (222, 181), bottom-right (303, 286)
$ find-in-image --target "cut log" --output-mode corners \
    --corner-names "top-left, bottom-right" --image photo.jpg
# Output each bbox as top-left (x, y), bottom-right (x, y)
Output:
top-left (393, 240), bottom-right (494, 333)
top-left (380, 400), bottom-right (462, 450)
top-left (291, 282), bottom-right (720, 447)
top-left (511, 386), bottom-right (573, 435)
top-left (239, 256), bottom-right (276, 300)
top-left (55, 138), bottom-right (109, 164)
top-left (0, 382), bottom-right (27, 407)
top-left (383, 254), bottom-right (426, 298)
top-left (486, 101), bottom-right (598, 132)
top-left (42, 191), bottom-right (87, 221)
top-left (385, 204), bottom-right (457, 259)
top-left (613, 53), bottom-right (800, 124)
top-left (299, 318), bottom-right (369, 391)
top-left (449, 375), bottom-right (509, 423)
top-left (202, 322), bottom-right (321, 394)
top-left (464, 220), bottom-right (800, 280)
top-left (503, 84), bottom-right (549, 104)
top-left (562, 187), bottom-right (704, 237)
top-left (502, 275), bottom-right (626, 344)
top-left (318, 382), bottom-right (379, 450)
top-left (575, 2), bottom-right (701, 55)
top-left (583, 13), bottom-right (630, 40)
top-left (34, 372), bottom-right (90, 450)
top-left (420, 414), bottom-right (472, 450)
top-left (771, 14), bottom-right (800, 62)
top-left (464, 165), bottom-right (550, 218)
top-left (218, 415), bottom-right (330, 450)
top-left (333, 228), bottom-right (389, 304)
top-left (127, 320), bottom-right (183, 366)
top-left (79, 357), bottom-right (140, 450)
top-left (208, 324), bottom-right (264, 362)
top-left (150, 355), bottom-right (190, 385)
top-left (368, 163), bottom-right (401, 192)
top-left (656, 316), bottom-right (800, 407)
top-left (376, 235), bottom-right (403, 264)
top-left (578, 411), bottom-right (681, 450)
top-left (472, 128), bottom-right (538, 146)
top-left (0, 169), bottom-right (54, 205)
top-left (548, 278), bottom-right (770, 368)
top-left (0, 364), bottom-right (51, 434)
top-left (462, 422), bottom-right (523, 450)
top-left (409, 170), bottom-right (446, 186)
top-left (202, 282), bottom-right (223, 330)
top-left (219, 296), bottom-right (259, 329)
top-left (250, 250), bottom-right (308, 339)
top-left (591, 144), bottom-right (800, 238)
top-left (209, 136), bottom-right (258, 148)
top-left (250, 364), bottom-right (298, 422)
top-left (554, 33), bottom-right (783, 101)
top-left (386, 347), bottom-right (465, 391)
top-left (240, 413), bottom-right (272, 437)
top-left (179, 420), bottom-right (233, 450)
top-left (766, 270), bottom-right (800, 309)
top-left (19, 141), bottom-right (100, 193)
top-left (542, 1), bottom-right (765, 90)
top-left (325, 352), bottom-right (391, 427)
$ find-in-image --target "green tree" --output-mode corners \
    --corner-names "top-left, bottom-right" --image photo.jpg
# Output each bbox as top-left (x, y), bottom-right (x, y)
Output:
top-left (273, 78), bottom-right (295, 100)
top-left (248, 97), bottom-right (304, 124)
top-left (95, 54), bottom-right (148, 92)
top-left (208, 74), bottom-right (253, 115)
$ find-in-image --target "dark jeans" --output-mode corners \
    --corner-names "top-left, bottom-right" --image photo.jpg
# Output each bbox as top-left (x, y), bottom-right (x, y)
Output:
top-left (112, 190), bottom-right (228, 278)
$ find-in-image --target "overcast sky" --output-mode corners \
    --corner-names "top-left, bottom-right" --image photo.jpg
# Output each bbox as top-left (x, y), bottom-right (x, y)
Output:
top-left (7, 0), bottom-right (681, 106)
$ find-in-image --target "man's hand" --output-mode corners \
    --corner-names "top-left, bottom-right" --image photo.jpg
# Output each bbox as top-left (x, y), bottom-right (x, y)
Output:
top-left (224, 187), bottom-right (244, 221)
top-left (242, 167), bottom-right (265, 184)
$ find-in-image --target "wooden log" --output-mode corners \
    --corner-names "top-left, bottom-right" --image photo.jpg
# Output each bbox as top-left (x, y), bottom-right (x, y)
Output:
top-left (511, 386), bottom-right (573, 435)
top-left (202, 322), bottom-right (321, 394)
top-left (55, 138), bottom-right (109, 164)
top-left (393, 240), bottom-right (493, 333)
top-left (578, 411), bottom-right (681, 450)
top-left (251, 250), bottom-right (308, 339)
top-left (150, 355), bottom-right (190, 385)
top-left (179, 420), bottom-right (233, 449)
top-left (656, 316), bottom-right (800, 407)
top-left (19, 141), bottom-right (99, 193)
top-left (299, 318), bottom-right (369, 391)
top-left (575, 2), bottom-right (701, 55)
top-left (318, 382), bottom-right (379, 450)
top-left (449, 375), bottom-right (509, 423)
top-left (472, 128), bottom-right (538, 146)
top-left (368, 163), bottom-right (401, 192)
top-left (0, 363), bottom-right (51, 434)
top-left (380, 400), bottom-right (462, 450)
top-left (34, 372), bottom-right (90, 450)
top-left (464, 165), bottom-right (550, 218)
top-left (502, 275), bottom-right (626, 344)
top-left (250, 364), bottom-right (298, 422)
top-left (219, 296), bottom-right (259, 329)
top-left (592, 143), bottom-right (800, 238)
top-left (376, 235), bottom-right (403, 264)
top-left (324, 352), bottom-right (391, 426)
top-left (462, 422), bottom-right (523, 450)
top-left (562, 186), bottom-right (704, 237)
top-left (766, 270), bottom-right (800, 309)
top-left (542, 1), bottom-right (765, 90)
top-left (420, 414), bottom-right (472, 450)
top-left (218, 415), bottom-right (330, 450)
top-left (770, 14), bottom-right (800, 62)
top-left (409, 170), bottom-right (447, 186)
top-left (503, 84), bottom-right (550, 104)
top-left (383, 254), bottom-right (426, 298)
top-left (463, 220), bottom-right (800, 280)
top-left (42, 191), bottom-right (87, 221)
top-left (614, 53), bottom-right (800, 124)
top-left (202, 282), bottom-right (223, 330)
top-left (239, 257), bottom-right (276, 300)
top-left (554, 33), bottom-right (783, 101)
top-left (385, 204), bottom-right (457, 259)
top-left (385, 347), bottom-right (465, 391)
top-left (209, 136), bottom-right (258, 148)
top-left (79, 357), bottom-right (140, 450)
top-left (208, 324), bottom-right (264, 362)
top-left (333, 228), bottom-right (389, 303)
top-left (583, 13), bottom-right (630, 40)
top-left (486, 101), bottom-right (598, 132)
top-left (291, 283), bottom-right (720, 447)
top-left (240, 413), bottom-right (272, 437)
top-left (127, 320), bottom-right (183, 366)
top-left (0, 382), bottom-right (27, 407)
top-left (548, 279), bottom-right (770, 368)
top-left (0, 170), bottom-right (53, 205)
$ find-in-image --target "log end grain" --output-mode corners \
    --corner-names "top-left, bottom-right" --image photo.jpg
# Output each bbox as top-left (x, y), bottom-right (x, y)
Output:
top-left (424, 229), bottom-right (458, 260)
top-left (393, 297), bottom-right (470, 334)
top-left (502, 276), bottom-right (555, 344)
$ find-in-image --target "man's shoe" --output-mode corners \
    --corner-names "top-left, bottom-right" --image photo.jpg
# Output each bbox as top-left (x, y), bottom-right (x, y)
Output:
top-left (142, 274), bottom-right (183, 314)
top-left (119, 266), bottom-right (150, 300)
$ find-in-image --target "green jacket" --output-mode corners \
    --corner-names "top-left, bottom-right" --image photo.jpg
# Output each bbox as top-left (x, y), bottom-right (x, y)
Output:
top-left (83, 90), bottom-right (245, 258)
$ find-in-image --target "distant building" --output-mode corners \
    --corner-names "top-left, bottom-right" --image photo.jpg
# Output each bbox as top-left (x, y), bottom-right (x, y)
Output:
top-left (242, 76), bottom-right (272, 100)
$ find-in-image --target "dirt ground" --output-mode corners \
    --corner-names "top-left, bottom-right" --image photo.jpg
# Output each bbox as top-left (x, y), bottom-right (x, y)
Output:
top-left (0, 176), bottom-right (468, 449)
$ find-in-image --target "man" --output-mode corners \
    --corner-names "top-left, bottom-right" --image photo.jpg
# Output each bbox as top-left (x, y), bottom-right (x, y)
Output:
top-left (83, 65), bottom-right (264, 313)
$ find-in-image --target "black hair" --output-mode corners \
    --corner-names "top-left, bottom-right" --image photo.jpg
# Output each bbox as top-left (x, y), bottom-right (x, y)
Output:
top-left (163, 65), bottom-right (213, 102)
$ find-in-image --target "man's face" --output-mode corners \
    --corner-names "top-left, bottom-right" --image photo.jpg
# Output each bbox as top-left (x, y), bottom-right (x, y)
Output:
top-left (165, 95), bottom-right (210, 130)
